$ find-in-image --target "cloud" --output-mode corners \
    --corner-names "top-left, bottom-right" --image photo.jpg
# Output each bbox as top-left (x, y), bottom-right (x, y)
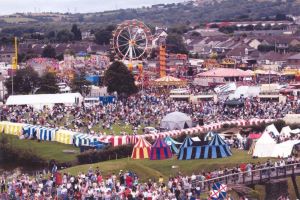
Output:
top-left (0, 0), bottom-right (184, 15)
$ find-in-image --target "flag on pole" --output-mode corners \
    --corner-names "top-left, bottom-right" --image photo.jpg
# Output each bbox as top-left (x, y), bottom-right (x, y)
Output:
top-left (209, 182), bottom-right (228, 200)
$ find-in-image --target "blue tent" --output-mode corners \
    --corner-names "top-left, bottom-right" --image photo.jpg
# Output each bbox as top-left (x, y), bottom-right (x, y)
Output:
top-left (23, 124), bottom-right (38, 139)
top-left (178, 134), bottom-right (232, 160)
top-left (38, 127), bottom-right (57, 141)
top-left (204, 132), bottom-right (215, 142)
top-left (73, 133), bottom-right (99, 147)
top-left (164, 136), bottom-right (182, 154)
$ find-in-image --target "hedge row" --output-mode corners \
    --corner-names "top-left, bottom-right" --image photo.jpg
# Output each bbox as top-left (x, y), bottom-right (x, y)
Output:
top-left (77, 144), bottom-right (134, 164)
top-left (0, 134), bottom-right (46, 166)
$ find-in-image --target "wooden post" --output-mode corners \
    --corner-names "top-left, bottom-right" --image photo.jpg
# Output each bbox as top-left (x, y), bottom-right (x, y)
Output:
top-left (243, 172), bottom-right (245, 184)
top-left (260, 169), bottom-right (262, 182)
top-left (292, 164), bottom-right (295, 175)
top-left (284, 166), bottom-right (287, 177)
top-left (251, 170), bottom-right (254, 184)
top-left (225, 175), bottom-right (228, 184)
top-left (276, 166), bottom-right (279, 177)
top-left (291, 175), bottom-right (300, 199)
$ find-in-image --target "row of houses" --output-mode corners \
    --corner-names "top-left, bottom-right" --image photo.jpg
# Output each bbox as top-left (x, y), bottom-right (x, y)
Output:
top-left (185, 28), bottom-right (300, 68)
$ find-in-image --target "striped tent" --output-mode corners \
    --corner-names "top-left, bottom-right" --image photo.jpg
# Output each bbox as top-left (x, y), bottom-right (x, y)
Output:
top-left (55, 129), bottom-right (75, 144)
top-left (208, 134), bottom-right (232, 158)
top-left (0, 121), bottom-right (8, 133)
top-left (178, 136), bottom-right (199, 160)
top-left (150, 138), bottom-right (172, 160)
top-left (23, 124), bottom-right (38, 139)
top-left (4, 122), bottom-right (23, 136)
top-left (164, 136), bottom-right (182, 154)
top-left (38, 127), bottom-right (57, 141)
top-left (178, 134), bottom-right (232, 160)
top-left (204, 132), bottom-right (215, 142)
top-left (73, 133), bottom-right (99, 147)
top-left (131, 137), bottom-right (151, 159)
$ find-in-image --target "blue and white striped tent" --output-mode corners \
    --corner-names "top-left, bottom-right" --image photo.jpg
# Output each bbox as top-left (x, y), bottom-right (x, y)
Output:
top-left (208, 133), bottom-right (232, 158)
top-left (73, 133), bottom-right (99, 147)
top-left (209, 133), bottom-right (227, 145)
top-left (178, 134), bottom-right (232, 160)
top-left (37, 127), bottom-right (57, 141)
top-left (23, 124), bottom-right (39, 139)
top-left (204, 132), bottom-right (215, 142)
top-left (164, 136), bottom-right (182, 154)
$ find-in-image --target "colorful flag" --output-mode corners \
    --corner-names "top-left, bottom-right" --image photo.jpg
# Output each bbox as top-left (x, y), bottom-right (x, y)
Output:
top-left (209, 182), bottom-right (228, 200)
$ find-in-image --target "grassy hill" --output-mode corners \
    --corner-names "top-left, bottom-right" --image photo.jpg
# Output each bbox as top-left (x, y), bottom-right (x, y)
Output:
top-left (62, 149), bottom-right (272, 181)
top-left (1, 134), bottom-right (79, 164)
top-left (0, 0), bottom-right (299, 32)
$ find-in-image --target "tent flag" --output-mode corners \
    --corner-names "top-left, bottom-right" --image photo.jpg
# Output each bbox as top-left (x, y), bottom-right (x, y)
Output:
top-left (164, 136), bottom-right (182, 154)
top-left (210, 182), bottom-right (228, 200)
top-left (150, 138), bottom-right (172, 160)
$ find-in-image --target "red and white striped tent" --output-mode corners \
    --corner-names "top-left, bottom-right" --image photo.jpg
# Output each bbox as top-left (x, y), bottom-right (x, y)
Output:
top-left (100, 118), bottom-right (276, 147)
top-left (131, 137), bottom-right (152, 159)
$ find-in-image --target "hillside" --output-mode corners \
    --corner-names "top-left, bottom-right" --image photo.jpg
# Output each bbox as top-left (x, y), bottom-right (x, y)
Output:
top-left (0, 0), bottom-right (300, 33)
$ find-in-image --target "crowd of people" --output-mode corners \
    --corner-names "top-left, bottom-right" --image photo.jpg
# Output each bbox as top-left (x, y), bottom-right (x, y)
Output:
top-left (0, 90), bottom-right (299, 135)
top-left (0, 157), bottom-right (298, 199)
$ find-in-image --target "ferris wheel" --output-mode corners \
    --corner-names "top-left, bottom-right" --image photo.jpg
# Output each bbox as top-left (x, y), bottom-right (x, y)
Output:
top-left (111, 19), bottom-right (153, 61)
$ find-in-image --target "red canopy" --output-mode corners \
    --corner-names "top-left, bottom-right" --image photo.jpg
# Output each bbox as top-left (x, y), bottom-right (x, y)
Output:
top-left (248, 133), bottom-right (261, 139)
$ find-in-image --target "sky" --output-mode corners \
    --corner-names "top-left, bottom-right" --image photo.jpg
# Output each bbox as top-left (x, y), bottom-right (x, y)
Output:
top-left (0, 0), bottom-right (185, 15)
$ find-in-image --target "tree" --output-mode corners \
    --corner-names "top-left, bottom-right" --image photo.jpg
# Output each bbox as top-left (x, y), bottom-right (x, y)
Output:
top-left (166, 33), bottom-right (188, 54)
top-left (5, 67), bottom-right (40, 95)
top-left (56, 30), bottom-right (74, 43)
top-left (71, 24), bottom-right (82, 41)
top-left (103, 61), bottom-right (138, 98)
top-left (95, 29), bottom-right (111, 45)
top-left (42, 45), bottom-right (56, 59)
top-left (37, 72), bottom-right (59, 94)
top-left (71, 70), bottom-right (91, 96)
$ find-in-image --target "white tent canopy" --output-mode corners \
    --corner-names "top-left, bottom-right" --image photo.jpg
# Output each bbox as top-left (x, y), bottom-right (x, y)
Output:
top-left (280, 126), bottom-right (292, 138)
top-left (271, 140), bottom-right (300, 158)
top-left (253, 131), bottom-right (276, 157)
top-left (160, 111), bottom-right (192, 130)
top-left (264, 124), bottom-right (279, 137)
top-left (6, 93), bottom-right (83, 109)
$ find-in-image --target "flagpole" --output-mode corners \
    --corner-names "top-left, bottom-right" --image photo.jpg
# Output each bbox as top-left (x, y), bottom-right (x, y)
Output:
top-left (12, 37), bottom-right (17, 95)
top-left (12, 72), bottom-right (13, 95)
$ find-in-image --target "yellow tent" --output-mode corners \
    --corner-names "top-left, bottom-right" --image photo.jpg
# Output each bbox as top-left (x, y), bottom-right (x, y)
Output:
top-left (0, 121), bottom-right (8, 133)
top-left (2, 122), bottom-right (24, 136)
top-left (55, 129), bottom-right (75, 144)
top-left (152, 75), bottom-right (187, 87)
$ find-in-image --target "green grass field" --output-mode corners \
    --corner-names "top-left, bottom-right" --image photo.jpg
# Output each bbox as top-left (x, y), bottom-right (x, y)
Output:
top-left (0, 17), bottom-right (36, 23)
top-left (2, 134), bottom-right (79, 163)
top-left (62, 149), bottom-right (273, 181)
